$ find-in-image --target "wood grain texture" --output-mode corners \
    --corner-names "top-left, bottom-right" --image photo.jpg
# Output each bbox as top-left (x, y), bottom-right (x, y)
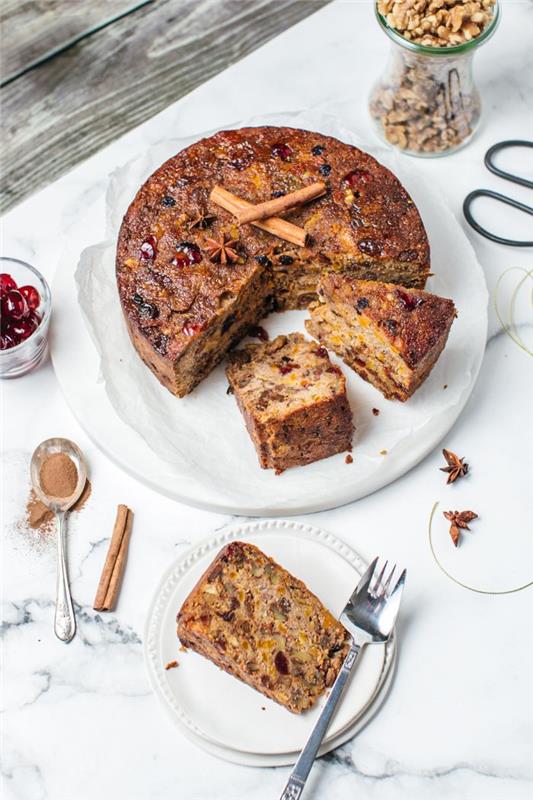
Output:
top-left (1, 0), bottom-right (148, 82)
top-left (0, 0), bottom-right (331, 213)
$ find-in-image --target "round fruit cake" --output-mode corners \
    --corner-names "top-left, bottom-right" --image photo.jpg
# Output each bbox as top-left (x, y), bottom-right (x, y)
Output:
top-left (116, 126), bottom-right (430, 397)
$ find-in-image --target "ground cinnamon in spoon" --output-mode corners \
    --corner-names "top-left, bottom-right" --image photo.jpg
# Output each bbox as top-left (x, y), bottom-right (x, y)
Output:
top-left (39, 452), bottom-right (78, 498)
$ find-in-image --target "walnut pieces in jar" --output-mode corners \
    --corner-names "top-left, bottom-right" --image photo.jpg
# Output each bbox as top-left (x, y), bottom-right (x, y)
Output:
top-left (370, 50), bottom-right (482, 154)
top-left (377, 0), bottom-right (496, 48)
top-left (370, 1), bottom-right (499, 156)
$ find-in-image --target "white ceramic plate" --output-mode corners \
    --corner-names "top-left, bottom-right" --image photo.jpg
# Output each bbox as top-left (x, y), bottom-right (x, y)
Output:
top-left (144, 520), bottom-right (395, 758)
top-left (51, 111), bottom-right (487, 515)
top-left (160, 646), bottom-right (397, 768)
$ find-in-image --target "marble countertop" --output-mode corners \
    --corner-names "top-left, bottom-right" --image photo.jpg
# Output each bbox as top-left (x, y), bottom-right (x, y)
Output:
top-left (2, 2), bottom-right (532, 799)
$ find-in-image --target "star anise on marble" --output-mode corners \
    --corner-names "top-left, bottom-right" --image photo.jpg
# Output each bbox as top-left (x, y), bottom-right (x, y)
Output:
top-left (205, 234), bottom-right (239, 265)
top-left (443, 509), bottom-right (478, 547)
top-left (440, 448), bottom-right (469, 484)
top-left (188, 210), bottom-right (216, 231)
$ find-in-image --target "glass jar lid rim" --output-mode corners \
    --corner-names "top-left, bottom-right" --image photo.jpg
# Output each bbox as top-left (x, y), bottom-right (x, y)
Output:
top-left (375, 1), bottom-right (500, 55)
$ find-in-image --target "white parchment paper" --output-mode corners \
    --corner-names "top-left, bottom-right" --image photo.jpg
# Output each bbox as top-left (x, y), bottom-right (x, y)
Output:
top-left (75, 111), bottom-right (487, 513)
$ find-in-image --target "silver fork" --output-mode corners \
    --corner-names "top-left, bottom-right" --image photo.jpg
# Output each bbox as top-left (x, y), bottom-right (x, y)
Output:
top-left (279, 557), bottom-right (406, 800)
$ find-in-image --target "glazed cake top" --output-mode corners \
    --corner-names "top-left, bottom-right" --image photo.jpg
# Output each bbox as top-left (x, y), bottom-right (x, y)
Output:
top-left (116, 126), bottom-right (430, 362)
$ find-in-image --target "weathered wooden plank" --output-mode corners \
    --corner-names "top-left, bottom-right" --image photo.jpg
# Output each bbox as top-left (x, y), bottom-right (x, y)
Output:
top-left (1, 0), bottom-right (148, 83)
top-left (1, 0), bottom-right (331, 213)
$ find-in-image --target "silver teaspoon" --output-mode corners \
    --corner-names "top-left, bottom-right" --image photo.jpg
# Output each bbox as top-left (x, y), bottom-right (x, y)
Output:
top-left (30, 438), bottom-right (88, 643)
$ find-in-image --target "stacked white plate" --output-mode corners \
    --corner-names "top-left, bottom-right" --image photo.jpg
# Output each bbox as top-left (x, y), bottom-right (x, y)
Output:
top-left (144, 520), bottom-right (397, 766)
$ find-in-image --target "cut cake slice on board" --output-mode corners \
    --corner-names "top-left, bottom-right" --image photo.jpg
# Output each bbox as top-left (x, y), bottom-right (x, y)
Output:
top-left (306, 274), bottom-right (456, 401)
top-left (225, 332), bottom-right (353, 472)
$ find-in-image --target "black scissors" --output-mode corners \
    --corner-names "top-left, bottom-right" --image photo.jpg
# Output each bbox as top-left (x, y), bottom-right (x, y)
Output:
top-left (463, 140), bottom-right (533, 247)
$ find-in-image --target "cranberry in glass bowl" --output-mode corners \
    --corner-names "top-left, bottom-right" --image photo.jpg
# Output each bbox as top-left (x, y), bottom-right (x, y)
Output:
top-left (0, 257), bottom-right (51, 378)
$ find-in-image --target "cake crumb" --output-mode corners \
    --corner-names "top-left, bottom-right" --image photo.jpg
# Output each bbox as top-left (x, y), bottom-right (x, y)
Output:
top-left (345, 454), bottom-right (353, 464)
top-left (372, 408), bottom-right (380, 416)
top-left (261, 706), bottom-right (266, 711)
top-left (379, 449), bottom-right (388, 456)
top-left (165, 660), bottom-right (179, 670)
top-left (443, 384), bottom-right (448, 390)
top-left (179, 644), bottom-right (188, 653)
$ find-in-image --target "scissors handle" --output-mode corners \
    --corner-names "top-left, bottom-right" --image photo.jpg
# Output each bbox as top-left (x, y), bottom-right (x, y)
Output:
top-left (463, 189), bottom-right (533, 247)
top-left (484, 140), bottom-right (533, 189)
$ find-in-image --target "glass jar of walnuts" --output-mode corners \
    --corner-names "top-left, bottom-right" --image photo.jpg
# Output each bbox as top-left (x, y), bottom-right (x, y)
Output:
top-left (369, 1), bottom-right (500, 156)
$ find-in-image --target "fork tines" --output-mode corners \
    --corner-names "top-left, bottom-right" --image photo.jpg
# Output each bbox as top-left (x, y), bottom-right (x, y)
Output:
top-left (356, 557), bottom-right (406, 602)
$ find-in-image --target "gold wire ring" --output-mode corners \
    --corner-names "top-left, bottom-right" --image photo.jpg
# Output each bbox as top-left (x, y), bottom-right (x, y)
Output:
top-left (494, 267), bottom-right (533, 357)
top-left (428, 502), bottom-right (533, 595)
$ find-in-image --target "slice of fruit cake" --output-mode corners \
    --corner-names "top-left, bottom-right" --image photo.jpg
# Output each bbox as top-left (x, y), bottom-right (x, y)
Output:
top-left (306, 274), bottom-right (456, 401)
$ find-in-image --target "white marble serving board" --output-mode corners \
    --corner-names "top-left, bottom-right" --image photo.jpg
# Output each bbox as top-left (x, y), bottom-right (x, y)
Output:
top-left (51, 109), bottom-right (487, 514)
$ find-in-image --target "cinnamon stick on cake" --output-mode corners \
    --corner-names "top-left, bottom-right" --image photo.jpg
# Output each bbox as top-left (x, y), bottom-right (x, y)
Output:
top-left (306, 274), bottom-right (456, 401)
top-left (226, 333), bottom-right (353, 472)
top-left (177, 541), bottom-right (351, 713)
top-left (209, 185), bottom-right (307, 247)
top-left (232, 181), bottom-right (326, 224)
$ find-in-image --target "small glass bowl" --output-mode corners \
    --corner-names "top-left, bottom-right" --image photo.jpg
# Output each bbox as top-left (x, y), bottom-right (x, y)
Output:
top-left (0, 256), bottom-right (52, 378)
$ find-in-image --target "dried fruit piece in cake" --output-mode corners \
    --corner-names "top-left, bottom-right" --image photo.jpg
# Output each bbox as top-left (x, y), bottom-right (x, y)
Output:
top-left (306, 274), bottom-right (456, 402)
top-left (226, 333), bottom-right (353, 472)
top-left (176, 541), bottom-right (351, 713)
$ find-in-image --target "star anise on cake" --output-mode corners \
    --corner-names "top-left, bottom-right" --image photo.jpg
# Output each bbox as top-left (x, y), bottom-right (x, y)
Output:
top-left (443, 509), bottom-right (478, 547)
top-left (188, 210), bottom-right (216, 231)
top-left (440, 448), bottom-right (469, 484)
top-left (205, 234), bottom-right (240, 264)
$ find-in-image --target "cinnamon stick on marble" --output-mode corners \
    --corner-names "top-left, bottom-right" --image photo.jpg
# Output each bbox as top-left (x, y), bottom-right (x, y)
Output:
top-left (210, 185), bottom-right (307, 247)
top-left (93, 504), bottom-right (134, 612)
top-left (235, 182), bottom-right (326, 225)
top-left (102, 508), bottom-right (133, 611)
